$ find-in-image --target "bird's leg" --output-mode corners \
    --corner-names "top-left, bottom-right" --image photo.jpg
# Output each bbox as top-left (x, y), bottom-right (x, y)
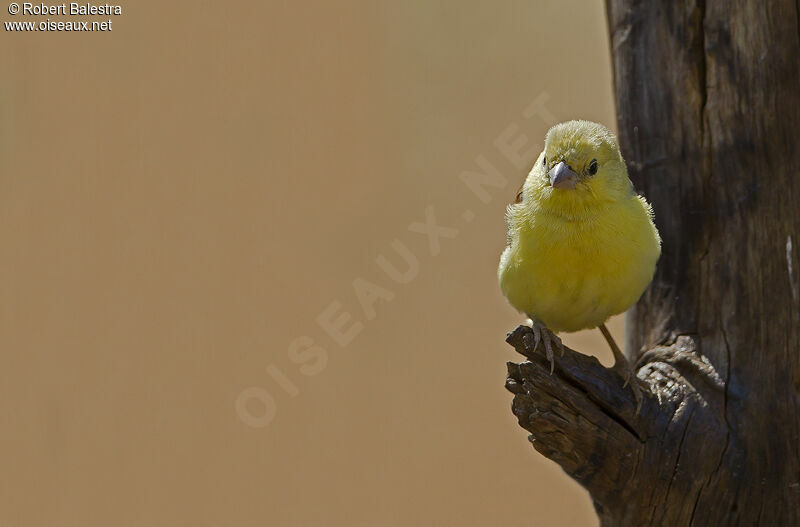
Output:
top-left (598, 323), bottom-right (647, 409)
top-left (524, 316), bottom-right (564, 374)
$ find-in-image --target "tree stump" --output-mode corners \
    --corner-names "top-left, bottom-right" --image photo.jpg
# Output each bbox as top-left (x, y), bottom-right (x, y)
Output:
top-left (505, 1), bottom-right (800, 524)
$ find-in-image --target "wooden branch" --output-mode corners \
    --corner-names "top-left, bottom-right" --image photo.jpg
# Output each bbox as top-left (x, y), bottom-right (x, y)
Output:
top-left (505, 325), bottom-right (730, 525)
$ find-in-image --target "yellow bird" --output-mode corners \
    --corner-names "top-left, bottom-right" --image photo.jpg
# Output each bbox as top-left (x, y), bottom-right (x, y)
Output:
top-left (498, 120), bottom-right (661, 393)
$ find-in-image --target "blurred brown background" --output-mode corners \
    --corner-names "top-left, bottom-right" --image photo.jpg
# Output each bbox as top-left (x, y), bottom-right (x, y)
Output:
top-left (1, 1), bottom-right (622, 526)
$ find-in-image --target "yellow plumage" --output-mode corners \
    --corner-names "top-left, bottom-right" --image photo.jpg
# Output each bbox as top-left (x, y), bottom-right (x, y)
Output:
top-left (498, 120), bottom-right (661, 335)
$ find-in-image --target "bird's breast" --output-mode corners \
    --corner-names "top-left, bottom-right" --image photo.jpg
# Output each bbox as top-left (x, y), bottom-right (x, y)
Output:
top-left (499, 200), bottom-right (659, 333)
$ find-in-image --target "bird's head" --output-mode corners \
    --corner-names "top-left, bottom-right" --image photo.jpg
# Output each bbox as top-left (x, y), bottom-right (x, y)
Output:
top-left (519, 120), bottom-right (632, 213)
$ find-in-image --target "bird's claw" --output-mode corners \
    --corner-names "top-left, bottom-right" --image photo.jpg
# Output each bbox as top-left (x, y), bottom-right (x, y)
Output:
top-left (613, 363), bottom-right (648, 413)
top-left (524, 319), bottom-right (563, 374)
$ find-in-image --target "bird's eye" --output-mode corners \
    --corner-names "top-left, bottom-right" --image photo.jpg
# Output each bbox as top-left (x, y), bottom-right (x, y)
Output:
top-left (588, 159), bottom-right (598, 175)
top-left (542, 156), bottom-right (546, 167)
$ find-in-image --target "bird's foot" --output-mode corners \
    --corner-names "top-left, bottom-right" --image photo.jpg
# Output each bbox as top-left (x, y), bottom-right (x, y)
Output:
top-left (611, 361), bottom-right (648, 413)
top-left (522, 318), bottom-right (564, 374)
top-left (598, 322), bottom-right (649, 413)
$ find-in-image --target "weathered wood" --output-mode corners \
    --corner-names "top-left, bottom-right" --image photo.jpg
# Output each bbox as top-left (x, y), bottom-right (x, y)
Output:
top-left (505, 1), bottom-right (800, 524)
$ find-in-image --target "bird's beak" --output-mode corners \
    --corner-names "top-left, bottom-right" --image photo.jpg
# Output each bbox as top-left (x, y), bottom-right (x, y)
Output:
top-left (548, 161), bottom-right (579, 190)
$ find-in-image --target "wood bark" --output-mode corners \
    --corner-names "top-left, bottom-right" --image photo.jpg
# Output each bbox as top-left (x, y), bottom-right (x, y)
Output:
top-left (505, 2), bottom-right (800, 525)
